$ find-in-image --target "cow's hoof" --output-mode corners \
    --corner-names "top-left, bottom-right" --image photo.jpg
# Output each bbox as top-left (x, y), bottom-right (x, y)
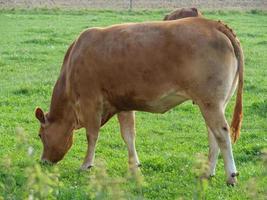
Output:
top-left (129, 163), bottom-right (141, 169)
top-left (231, 172), bottom-right (239, 177)
top-left (40, 159), bottom-right (54, 166)
top-left (129, 164), bottom-right (141, 174)
top-left (80, 164), bottom-right (93, 171)
top-left (208, 174), bottom-right (215, 180)
top-left (226, 173), bottom-right (238, 186)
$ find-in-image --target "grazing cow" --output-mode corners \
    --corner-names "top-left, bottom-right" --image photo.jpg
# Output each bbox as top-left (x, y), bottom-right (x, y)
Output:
top-left (35, 17), bottom-right (243, 185)
top-left (114, 7), bottom-right (204, 174)
top-left (163, 7), bottom-right (202, 21)
top-left (115, 7), bottom-right (204, 170)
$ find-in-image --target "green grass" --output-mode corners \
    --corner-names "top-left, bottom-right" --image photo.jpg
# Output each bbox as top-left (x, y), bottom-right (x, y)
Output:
top-left (0, 9), bottom-right (267, 199)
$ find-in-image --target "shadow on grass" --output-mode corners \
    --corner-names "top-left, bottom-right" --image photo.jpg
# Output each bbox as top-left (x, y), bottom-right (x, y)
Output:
top-left (13, 88), bottom-right (30, 96)
top-left (12, 85), bottom-right (51, 97)
top-left (257, 41), bottom-right (267, 46)
top-left (244, 84), bottom-right (266, 94)
top-left (22, 37), bottom-right (66, 45)
top-left (248, 100), bottom-right (267, 118)
top-left (236, 145), bottom-right (266, 164)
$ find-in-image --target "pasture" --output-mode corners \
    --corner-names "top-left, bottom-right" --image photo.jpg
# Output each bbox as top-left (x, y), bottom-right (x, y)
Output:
top-left (0, 9), bottom-right (266, 199)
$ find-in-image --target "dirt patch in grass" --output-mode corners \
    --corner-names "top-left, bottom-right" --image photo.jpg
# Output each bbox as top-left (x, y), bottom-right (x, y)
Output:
top-left (1, 0), bottom-right (267, 10)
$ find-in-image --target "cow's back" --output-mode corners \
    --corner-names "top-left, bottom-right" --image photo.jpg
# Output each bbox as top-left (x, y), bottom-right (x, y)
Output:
top-left (67, 18), bottom-right (236, 112)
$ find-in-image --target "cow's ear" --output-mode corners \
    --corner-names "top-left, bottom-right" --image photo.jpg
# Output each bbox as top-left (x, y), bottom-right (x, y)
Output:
top-left (163, 14), bottom-right (169, 21)
top-left (35, 107), bottom-right (46, 124)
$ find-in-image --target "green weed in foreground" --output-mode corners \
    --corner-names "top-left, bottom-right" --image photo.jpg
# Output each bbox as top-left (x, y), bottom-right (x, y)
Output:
top-left (0, 9), bottom-right (266, 199)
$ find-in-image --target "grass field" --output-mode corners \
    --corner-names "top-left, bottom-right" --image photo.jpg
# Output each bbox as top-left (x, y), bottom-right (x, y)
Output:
top-left (0, 9), bottom-right (267, 199)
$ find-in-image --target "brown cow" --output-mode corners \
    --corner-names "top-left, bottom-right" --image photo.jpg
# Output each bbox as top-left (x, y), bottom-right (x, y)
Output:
top-left (113, 6), bottom-right (203, 174)
top-left (163, 7), bottom-right (202, 20)
top-left (115, 7), bottom-right (203, 173)
top-left (35, 18), bottom-right (243, 185)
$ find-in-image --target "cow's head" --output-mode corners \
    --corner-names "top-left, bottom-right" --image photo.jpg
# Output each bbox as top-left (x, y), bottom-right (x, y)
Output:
top-left (35, 107), bottom-right (74, 164)
top-left (164, 7), bottom-right (202, 21)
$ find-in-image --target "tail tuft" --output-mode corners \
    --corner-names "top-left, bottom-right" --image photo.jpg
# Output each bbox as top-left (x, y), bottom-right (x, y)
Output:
top-left (230, 111), bottom-right (242, 143)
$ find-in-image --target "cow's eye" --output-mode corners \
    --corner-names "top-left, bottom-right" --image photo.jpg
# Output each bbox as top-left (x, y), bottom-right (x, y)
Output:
top-left (38, 134), bottom-right (41, 138)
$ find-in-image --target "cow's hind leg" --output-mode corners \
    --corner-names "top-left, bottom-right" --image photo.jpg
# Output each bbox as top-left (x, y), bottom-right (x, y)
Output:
top-left (118, 111), bottom-right (141, 170)
top-left (207, 126), bottom-right (220, 177)
top-left (200, 104), bottom-right (238, 185)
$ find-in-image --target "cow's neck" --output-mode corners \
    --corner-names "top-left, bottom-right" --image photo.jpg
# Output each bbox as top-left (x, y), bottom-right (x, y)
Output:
top-left (48, 72), bottom-right (75, 127)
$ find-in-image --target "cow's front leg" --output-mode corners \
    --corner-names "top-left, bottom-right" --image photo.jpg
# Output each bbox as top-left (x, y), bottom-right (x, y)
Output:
top-left (80, 107), bottom-right (101, 170)
top-left (118, 111), bottom-right (140, 170)
top-left (207, 126), bottom-right (220, 177)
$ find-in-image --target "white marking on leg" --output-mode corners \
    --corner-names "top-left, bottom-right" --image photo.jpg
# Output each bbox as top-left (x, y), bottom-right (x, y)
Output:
top-left (216, 130), bottom-right (237, 182)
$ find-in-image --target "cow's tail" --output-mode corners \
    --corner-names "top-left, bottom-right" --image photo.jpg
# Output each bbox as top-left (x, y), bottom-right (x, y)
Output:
top-left (217, 20), bottom-right (244, 143)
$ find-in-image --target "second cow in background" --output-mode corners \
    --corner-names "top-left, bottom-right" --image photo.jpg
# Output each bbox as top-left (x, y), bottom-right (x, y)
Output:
top-left (164, 7), bottom-right (202, 20)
